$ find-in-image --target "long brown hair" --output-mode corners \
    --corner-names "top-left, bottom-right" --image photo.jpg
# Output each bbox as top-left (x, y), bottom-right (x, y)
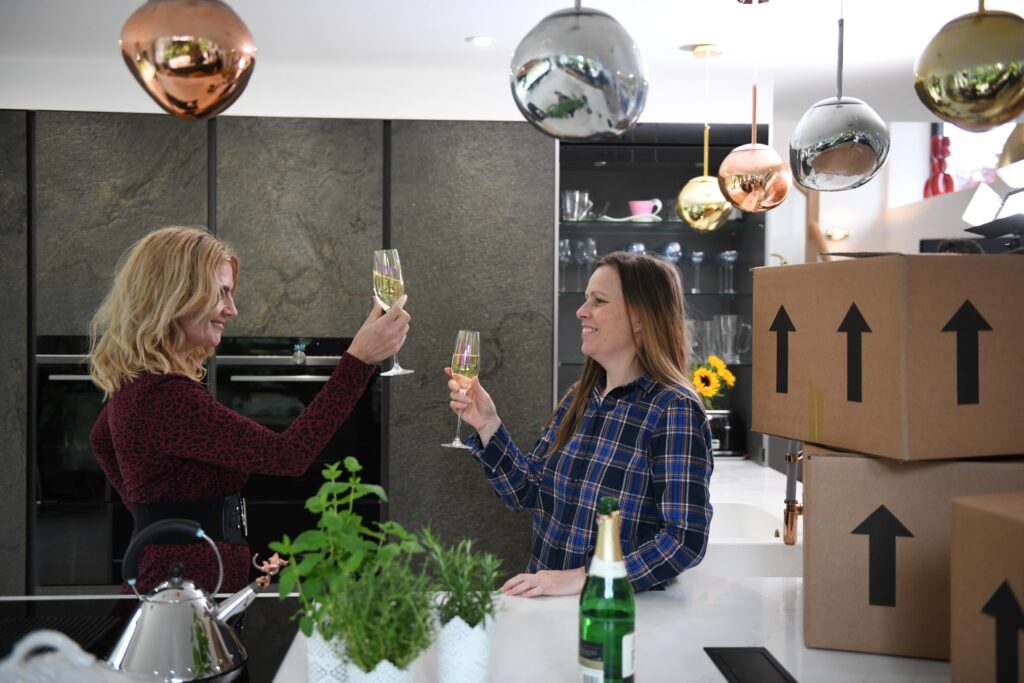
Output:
top-left (550, 251), bottom-right (695, 454)
top-left (89, 226), bottom-right (238, 397)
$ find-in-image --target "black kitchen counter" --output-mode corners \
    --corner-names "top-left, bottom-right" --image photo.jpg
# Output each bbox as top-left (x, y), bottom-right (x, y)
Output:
top-left (0, 593), bottom-right (300, 682)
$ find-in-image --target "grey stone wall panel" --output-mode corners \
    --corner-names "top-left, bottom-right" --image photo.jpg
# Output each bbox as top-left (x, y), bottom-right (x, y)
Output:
top-left (35, 112), bottom-right (208, 336)
top-left (389, 121), bottom-right (555, 577)
top-left (217, 117), bottom-right (383, 337)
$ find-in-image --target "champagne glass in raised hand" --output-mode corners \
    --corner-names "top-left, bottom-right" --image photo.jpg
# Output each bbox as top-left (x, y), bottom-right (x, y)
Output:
top-left (372, 249), bottom-right (413, 376)
top-left (441, 330), bottom-right (480, 449)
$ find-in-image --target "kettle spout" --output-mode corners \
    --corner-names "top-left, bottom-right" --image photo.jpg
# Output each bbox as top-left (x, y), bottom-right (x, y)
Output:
top-left (216, 584), bottom-right (259, 624)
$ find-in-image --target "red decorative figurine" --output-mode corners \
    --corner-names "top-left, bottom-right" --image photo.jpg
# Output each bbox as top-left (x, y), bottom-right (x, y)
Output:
top-left (924, 133), bottom-right (954, 197)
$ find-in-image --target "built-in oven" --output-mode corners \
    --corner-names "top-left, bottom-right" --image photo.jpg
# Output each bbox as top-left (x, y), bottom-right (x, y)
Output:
top-left (31, 336), bottom-right (382, 589)
top-left (211, 337), bottom-right (382, 562)
top-left (33, 336), bottom-right (130, 587)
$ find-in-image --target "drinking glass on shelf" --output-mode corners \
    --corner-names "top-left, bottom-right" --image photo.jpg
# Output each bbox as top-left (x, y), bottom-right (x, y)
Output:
top-left (584, 238), bottom-right (600, 278)
top-left (372, 249), bottom-right (413, 376)
top-left (719, 250), bottom-right (738, 294)
top-left (715, 314), bottom-right (752, 364)
top-left (559, 239), bottom-right (572, 293)
top-left (441, 330), bottom-right (480, 449)
top-left (573, 240), bottom-right (588, 291)
top-left (689, 251), bottom-right (704, 294)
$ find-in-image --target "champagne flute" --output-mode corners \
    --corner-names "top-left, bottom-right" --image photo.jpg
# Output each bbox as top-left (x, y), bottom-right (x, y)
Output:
top-left (372, 249), bottom-right (413, 376)
top-left (441, 330), bottom-right (480, 449)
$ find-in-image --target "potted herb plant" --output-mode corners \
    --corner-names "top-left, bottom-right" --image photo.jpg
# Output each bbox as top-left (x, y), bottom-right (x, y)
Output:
top-left (270, 458), bottom-right (434, 683)
top-left (422, 529), bottom-right (502, 683)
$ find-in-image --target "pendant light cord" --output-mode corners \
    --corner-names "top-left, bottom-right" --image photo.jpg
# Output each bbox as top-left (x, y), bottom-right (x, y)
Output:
top-left (703, 55), bottom-right (710, 176)
top-left (575, 0), bottom-right (581, 9)
top-left (836, 0), bottom-right (844, 100)
top-left (979, 0), bottom-right (985, 13)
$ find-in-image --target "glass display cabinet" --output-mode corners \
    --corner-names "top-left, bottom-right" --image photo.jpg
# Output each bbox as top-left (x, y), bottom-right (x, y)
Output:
top-left (556, 123), bottom-right (769, 461)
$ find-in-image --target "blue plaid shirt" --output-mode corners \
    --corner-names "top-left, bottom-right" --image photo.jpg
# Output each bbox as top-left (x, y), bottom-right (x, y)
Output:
top-left (469, 373), bottom-right (713, 591)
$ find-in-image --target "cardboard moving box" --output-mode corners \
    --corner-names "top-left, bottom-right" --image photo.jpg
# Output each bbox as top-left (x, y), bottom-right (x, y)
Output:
top-left (951, 491), bottom-right (1024, 683)
top-left (803, 444), bottom-right (1024, 660)
top-left (752, 254), bottom-right (1024, 460)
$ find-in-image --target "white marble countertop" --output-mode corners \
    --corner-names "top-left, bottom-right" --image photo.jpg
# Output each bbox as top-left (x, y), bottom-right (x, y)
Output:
top-left (709, 458), bottom-right (799, 512)
top-left (270, 461), bottom-right (947, 681)
top-left (273, 461), bottom-right (942, 683)
top-left (273, 572), bottom-right (949, 682)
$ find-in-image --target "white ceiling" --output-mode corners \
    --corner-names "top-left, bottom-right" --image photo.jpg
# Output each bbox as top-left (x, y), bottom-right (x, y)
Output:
top-left (1, 0), bottom-right (1022, 124)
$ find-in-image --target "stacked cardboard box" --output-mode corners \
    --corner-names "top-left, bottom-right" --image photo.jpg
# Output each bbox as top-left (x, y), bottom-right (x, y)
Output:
top-left (951, 491), bottom-right (1024, 683)
top-left (751, 255), bottom-right (1024, 661)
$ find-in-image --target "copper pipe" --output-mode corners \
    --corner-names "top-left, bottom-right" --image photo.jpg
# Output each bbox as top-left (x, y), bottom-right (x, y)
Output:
top-left (784, 500), bottom-right (804, 546)
top-left (783, 446), bottom-right (803, 546)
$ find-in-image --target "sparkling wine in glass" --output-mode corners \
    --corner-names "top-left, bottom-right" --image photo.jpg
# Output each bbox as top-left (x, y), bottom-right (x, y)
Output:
top-left (441, 329), bottom-right (480, 449)
top-left (372, 249), bottom-right (413, 376)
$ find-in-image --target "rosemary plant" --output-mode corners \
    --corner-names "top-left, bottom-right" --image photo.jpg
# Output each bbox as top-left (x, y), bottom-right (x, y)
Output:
top-left (422, 528), bottom-right (503, 628)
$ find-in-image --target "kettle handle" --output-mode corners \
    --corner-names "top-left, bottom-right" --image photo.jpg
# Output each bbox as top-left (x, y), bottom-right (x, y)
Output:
top-left (122, 518), bottom-right (223, 595)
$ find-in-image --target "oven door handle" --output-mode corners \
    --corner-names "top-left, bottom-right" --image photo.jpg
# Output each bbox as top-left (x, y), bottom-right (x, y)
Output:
top-left (229, 375), bottom-right (331, 383)
top-left (47, 374), bottom-right (94, 381)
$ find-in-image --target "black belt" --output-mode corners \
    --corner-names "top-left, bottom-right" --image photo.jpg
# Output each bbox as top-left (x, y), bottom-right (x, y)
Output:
top-left (132, 494), bottom-right (248, 545)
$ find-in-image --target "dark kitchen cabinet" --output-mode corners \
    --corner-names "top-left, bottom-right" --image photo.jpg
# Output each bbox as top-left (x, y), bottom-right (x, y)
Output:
top-left (34, 112), bottom-right (208, 336)
top-left (0, 110), bottom-right (29, 596)
top-left (216, 118), bottom-right (383, 337)
top-left (558, 123), bottom-right (767, 461)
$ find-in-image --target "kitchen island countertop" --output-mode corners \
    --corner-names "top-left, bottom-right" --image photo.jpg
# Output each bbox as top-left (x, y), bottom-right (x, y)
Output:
top-left (274, 571), bottom-right (950, 682)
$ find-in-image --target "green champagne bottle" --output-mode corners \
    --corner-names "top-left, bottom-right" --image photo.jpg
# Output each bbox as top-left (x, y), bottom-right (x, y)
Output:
top-left (579, 496), bottom-right (635, 683)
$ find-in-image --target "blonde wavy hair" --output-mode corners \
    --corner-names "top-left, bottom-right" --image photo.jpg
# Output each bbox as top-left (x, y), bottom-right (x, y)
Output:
top-left (89, 226), bottom-right (238, 397)
top-left (550, 251), bottom-right (696, 455)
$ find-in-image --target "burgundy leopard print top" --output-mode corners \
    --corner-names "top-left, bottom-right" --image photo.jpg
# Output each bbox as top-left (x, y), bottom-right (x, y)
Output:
top-left (90, 352), bottom-right (376, 594)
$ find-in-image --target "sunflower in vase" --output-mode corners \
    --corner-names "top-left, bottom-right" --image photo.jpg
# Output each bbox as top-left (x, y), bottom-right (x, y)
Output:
top-left (692, 354), bottom-right (736, 410)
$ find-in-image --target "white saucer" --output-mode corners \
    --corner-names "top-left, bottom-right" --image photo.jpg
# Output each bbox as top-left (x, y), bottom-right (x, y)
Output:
top-left (596, 214), bottom-right (663, 223)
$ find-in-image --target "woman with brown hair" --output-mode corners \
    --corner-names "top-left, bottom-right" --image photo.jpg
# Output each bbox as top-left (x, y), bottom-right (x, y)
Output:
top-left (90, 226), bottom-right (409, 592)
top-left (447, 251), bottom-right (713, 596)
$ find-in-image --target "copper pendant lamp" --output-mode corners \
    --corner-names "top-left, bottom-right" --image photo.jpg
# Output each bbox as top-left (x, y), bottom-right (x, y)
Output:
top-left (120, 0), bottom-right (257, 120)
top-left (790, 12), bottom-right (890, 191)
top-left (677, 45), bottom-right (732, 233)
top-left (914, 0), bottom-right (1024, 132)
top-left (718, 84), bottom-right (792, 213)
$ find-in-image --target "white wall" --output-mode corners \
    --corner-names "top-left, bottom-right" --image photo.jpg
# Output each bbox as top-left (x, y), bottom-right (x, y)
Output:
top-left (765, 118), bottom-right (805, 267)
top-left (767, 119), bottom-right (979, 261)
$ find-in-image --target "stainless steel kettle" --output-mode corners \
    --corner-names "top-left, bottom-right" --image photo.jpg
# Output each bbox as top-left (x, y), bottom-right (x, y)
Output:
top-left (106, 519), bottom-right (261, 683)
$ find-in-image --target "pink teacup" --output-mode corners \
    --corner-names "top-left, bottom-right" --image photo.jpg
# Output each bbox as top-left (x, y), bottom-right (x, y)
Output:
top-left (628, 198), bottom-right (662, 216)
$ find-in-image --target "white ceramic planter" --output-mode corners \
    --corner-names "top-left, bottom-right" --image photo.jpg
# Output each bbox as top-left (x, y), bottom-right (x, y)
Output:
top-left (306, 627), bottom-right (413, 683)
top-left (306, 627), bottom-right (348, 683)
top-left (436, 616), bottom-right (492, 683)
top-left (345, 659), bottom-right (413, 683)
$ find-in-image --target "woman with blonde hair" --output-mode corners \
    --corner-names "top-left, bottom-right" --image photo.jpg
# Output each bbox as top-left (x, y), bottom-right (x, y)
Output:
top-left (446, 251), bottom-right (712, 596)
top-left (90, 226), bottom-right (409, 592)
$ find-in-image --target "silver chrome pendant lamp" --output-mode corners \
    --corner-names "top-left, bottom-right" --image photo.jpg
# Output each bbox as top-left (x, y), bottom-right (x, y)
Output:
top-left (789, 3), bottom-right (890, 191)
top-left (510, 0), bottom-right (648, 140)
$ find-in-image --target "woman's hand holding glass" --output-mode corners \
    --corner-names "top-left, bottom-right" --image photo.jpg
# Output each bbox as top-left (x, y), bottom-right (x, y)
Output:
top-left (373, 249), bottom-right (414, 376)
top-left (442, 330), bottom-right (481, 449)
top-left (346, 295), bottom-right (410, 365)
top-left (445, 367), bottom-right (501, 448)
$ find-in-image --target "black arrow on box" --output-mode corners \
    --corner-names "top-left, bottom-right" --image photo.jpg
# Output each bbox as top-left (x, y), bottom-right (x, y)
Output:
top-left (981, 580), bottom-right (1024, 683)
top-left (851, 505), bottom-right (913, 607)
top-left (941, 299), bottom-right (992, 405)
top-left (838, 303), bottom-right (871, 403)
top-left (770, 306), bottom-right (795, 394)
